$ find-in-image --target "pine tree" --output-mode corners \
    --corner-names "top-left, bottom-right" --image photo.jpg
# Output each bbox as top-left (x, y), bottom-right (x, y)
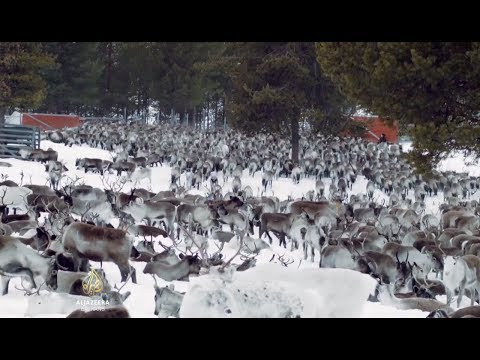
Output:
top-left (39, 42), bottom-right (103, 116)
top-left (316, 42), bottom-right (480, 174)
top-left (209, 42), bottom-right (354, 163)
top-left (0, 42), bottom-right (54, 122)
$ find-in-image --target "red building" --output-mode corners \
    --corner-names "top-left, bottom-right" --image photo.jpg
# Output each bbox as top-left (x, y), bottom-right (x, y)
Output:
top-left (5, 112), bottom-right (81, 130)
top-left (352, 116), bottom-right (399, 143)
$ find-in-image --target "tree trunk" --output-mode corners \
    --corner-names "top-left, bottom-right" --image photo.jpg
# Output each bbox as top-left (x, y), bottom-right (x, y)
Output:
top-left (0, 108), bottom-right (6, 125)
top-left (106, 42), bottom-right (113, 92)
top-left (291, 117), bottom-right (300, 165)
top-left (214, 99), bottom-right (218, 128)
top-left (222, 96), bottom-right (227, 129)
top-left (193, 105), bottom-right (196, 129)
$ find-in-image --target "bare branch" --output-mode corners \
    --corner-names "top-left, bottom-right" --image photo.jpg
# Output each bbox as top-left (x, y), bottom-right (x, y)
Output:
top-left (218, 235), bottom-right (245, 272)
top-left (113, 269), bottom-right (132, 292)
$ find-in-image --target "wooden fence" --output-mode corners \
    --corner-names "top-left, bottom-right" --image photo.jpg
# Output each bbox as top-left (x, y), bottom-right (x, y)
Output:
top-left (0, 125), bottom-right (41, 159)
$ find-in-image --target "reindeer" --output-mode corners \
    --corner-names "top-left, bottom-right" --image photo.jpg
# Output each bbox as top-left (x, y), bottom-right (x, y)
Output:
top-left (16, 227), bottom-right (52, 252)
top-left (262, 171), bottom-right (273, 191)
top-left (455, 215), bottom-right (480, 234)
top-left (0, 235), bottom-right (57, 295)
top-left (216, 205), bottom-right (250, 234)
top-left (376, 283), bottom-right (453, 314)
top-left (443, 255), bottom-right (480, 307)
top-left (176, 204), bottom-right (219, 239)
top-left (302, 224), bottom-right (327, 262)
top-left (108, 160), bottom-right (136, 176)
top-left (27, 193), bottom-right (70, 216)
top-left (143, 254), bottom-right (202, 282)
top-left (62, 222), bottom-right (137, 283)
top-left (105, 188), bottom-right (137, 213)
top-left (151, 248), bottom-right (179, 265)
top-left (428, 305), bottom-right (480, 318)
top-left (45, 160), bottom-right (68, 190)
top-left (24, 185), bottom-right (56, 196)
top-left (31, 148), bottom-right (58, 163)
top-left (232, 176), bottom-right (242, 195)
top-left (320, 245), bottom-right (364, 271)
top-left (123, 198), bottom-right (176, 236)
top-left (408, 262), bottom-right (446, 299)
top-left (126, 224), bottom-right (169, 241)
top-left (382, 242), bottom-right (443, 276)
top-left (153, 283), bottom-right (184, 318)
top-left (75, 158), bottom-right (107, 174)
top-left (361, 251), bottom-right (411, 286)
top-left (259, 212), bottom-right (308, 248)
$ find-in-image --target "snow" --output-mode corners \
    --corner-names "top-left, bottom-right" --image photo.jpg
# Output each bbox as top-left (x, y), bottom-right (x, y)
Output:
top-left (0, 139), bottom-right (476, 317)
top-left (180, 264), bottom-right (377, 318)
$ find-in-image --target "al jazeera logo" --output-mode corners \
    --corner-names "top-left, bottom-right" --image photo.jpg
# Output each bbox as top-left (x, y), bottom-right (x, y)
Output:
top-left (82, 268), bottom-right (103, 296)
top-left (76, 269), bottom-right (109, 311)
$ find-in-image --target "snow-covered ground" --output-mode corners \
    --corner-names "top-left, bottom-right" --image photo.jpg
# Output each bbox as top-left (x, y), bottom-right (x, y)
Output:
top-left (0, 140), bottom-right (476, 318)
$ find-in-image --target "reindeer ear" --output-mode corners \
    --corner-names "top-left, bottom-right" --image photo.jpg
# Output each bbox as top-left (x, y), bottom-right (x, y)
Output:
top-left (135, 197), bottom-right (144, 205)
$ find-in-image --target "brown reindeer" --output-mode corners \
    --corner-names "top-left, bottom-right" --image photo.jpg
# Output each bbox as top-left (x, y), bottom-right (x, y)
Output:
top-left (75, 158), bottom-right (106, 174)
top-left (108, 161), bottom-right (136, 176)
top-left (143, 254), bottom-right (202, 282)
top-left (259, 212), bottom-right (308, 248)
top-left (62, 222), bottom-right (137, 283)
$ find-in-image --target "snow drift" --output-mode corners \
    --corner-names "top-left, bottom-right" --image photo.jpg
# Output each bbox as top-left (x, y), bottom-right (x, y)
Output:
top-left (180, 264), bottom-right (377, 318)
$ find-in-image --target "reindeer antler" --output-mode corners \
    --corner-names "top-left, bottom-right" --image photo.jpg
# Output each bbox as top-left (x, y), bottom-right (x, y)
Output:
top-left (276, 253), bottom-right (294, 267)
top-left (218, 236), bottom-right (244, 272)
top-left (0, 188), bottom-right (13, 207)
top-left (101, 174), bottom-right (128, 194)
top-left (114, 269), bottom-right (132, 293)
top-left (15, 278), bottom-right (44, 296)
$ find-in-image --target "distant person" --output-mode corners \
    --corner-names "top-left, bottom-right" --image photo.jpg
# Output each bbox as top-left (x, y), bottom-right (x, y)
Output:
top-left (378, 133), bottom-right (387, 143)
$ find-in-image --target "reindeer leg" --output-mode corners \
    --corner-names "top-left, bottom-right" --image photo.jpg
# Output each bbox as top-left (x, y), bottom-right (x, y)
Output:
top-left (79, 259), bottom-right (90, 273)
top-left (3, 266), bottom-right (37, 290)
top-left (0, 276), bottom-right (11, 295)
top-left (118, 262), bottom-right (130, 282)
top-left (311, 247), bottom-right (315, 263)
top-left (130, 266), bottom-right (137, 284)
top-left (280, 233), bottom-right (286, 248)
top-left (457, 285), bottom-right (465, 308)
top-left (265, 231), bottom-right (273, 244)
top-left (469, 286), bottom-right (476, 306)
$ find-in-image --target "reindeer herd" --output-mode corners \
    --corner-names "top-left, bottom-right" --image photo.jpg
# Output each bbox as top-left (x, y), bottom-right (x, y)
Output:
top-left (0, 120), bottom-right (480, 317)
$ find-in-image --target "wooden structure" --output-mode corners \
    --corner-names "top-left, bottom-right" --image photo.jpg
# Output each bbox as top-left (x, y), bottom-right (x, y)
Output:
top-left (0, 124), bottom-right (41, 159)
top-left (352, 116), bottom-right (399, 143)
